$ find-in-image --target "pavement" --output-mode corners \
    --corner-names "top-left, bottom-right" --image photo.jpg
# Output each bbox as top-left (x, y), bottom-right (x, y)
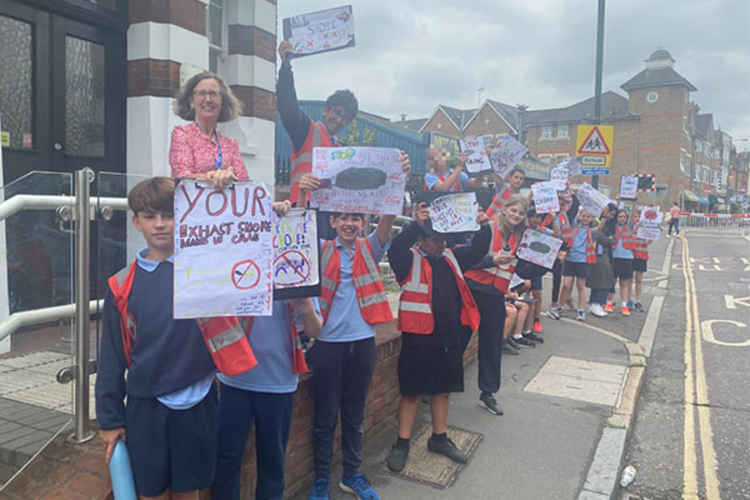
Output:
top-left (296, 236), bottom-right (672, 500)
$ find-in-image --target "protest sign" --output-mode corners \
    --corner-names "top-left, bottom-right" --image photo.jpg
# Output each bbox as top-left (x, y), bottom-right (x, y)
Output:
top-left (174, 180), bottom-right (274, 318)
top-left (517, 228), bottom-right (564, 270)
top-left (565, 156), bottom-right (583, 177)
top-left (550, 164), bottom-right (569, 190)
top-left (620, 175), bottom-right (639, 200)
top-left (428, 192), bottom-right (480, 233)
top-left (531, 181), bottom-right (560, 214)
top-left (577, 182), bottom-right (613, 218)
top-left (490, 134), bottom-right (528, 178)
top-left (311, 146), bottom-right (406, 215)
top-left (273, 208), bottom-right (321, 299)
top-left (283, 5), bottom-right (355, 58)
top-left (636, 207), bottom-right (664, 240)
top-left (509, 273), bottom-right (525, 290)
top-left (460, 136), bottom-right (492, 176)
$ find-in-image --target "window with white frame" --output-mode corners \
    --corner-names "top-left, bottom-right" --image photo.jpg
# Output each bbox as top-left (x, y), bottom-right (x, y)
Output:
top-left (207, 0), bottom-right (224, 73)
top-left (541, 126), bottom-right (553, 139)
top-left (556, 125), bottom-right (568, 139)
top-left (537, 154), bottom-right (554, 164)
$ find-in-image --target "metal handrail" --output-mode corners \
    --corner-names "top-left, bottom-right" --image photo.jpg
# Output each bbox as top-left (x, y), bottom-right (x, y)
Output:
top-left (0, 173), bottom-right (130, 444)
top-left (0, 300), bottom-right (103, 342)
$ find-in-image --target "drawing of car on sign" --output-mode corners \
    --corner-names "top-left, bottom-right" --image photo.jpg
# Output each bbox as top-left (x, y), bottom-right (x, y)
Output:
top-left (528, 241), bottom-right (552, 253)
top-left (643, 209), bottom-right (659, 220)
top-left (326, 167), bottom-right (387, 190)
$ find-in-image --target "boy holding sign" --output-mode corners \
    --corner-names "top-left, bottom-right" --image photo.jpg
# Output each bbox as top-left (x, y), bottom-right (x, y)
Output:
top-left (298, 157), bottom-right (410, 500)
top-left (423, 147), bottom-right (481, 192)
top-left (278, 41), bottom-right (358, 208)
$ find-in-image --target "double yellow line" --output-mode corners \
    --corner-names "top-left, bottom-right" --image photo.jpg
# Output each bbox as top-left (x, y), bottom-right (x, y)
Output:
top-left (681, 237), bottom-right (721, 499)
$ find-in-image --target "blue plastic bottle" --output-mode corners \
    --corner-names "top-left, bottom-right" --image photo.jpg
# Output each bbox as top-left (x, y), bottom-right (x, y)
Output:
top-left (109, 440), bottom-right (137, 500)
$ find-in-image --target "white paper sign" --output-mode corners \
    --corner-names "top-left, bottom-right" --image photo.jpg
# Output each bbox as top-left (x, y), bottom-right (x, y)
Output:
top-left (509, 273), bottom-right (525, 290)
top-left (460, 136), bottom-right (492, 175)
top-left (636, 207), bottom-right (664, 240)
top-left (283, 5), bottom-right (355, 57)
top-left (428, 192), bottom-right (480, 233)
top-left (517, 228), bottom-right (564, 269)
top-left (620, 176), bottom-right (638, 200)
top-left (550, 165), bottom-right (569, 190)
top-left (531, 181), bottom-right (560, 214)
top-left (577, 183), bottom-right (613, 218)
top-left (311, 147), bottom-right (406, 215)
top-left (273, 208), bottom-right (319, 290)
top-left (490, 134), bottom-right (528, 177)
top-left (174, 180), bottom-right (274, 318)
top-left (564, 156), bottom-right (583, 177)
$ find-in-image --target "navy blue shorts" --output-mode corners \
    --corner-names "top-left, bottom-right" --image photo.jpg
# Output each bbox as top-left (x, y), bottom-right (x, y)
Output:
top-left (562, 261), bottom-right (590, 278)
top-left (531, 277), bottom-right (543, 291)
top-left (125, 383), bottom-right (218, 496)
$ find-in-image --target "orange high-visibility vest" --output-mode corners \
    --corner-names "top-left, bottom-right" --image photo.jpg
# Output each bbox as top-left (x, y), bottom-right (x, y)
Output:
top-left (561, 226), bottom-right (596, 263)
top-left (108, 262), bottom-right (259, 377)
top-left (397, 248), bottom-right (480, 334)
top-left (612, 224), bottom-right (637, 251)
top-left (423, 172), bottom-right (459, 192)
top-left (319, 238), bottom-right (394, 325)
top-left (632, 236), bottom-right (650, 260)
top-left (240, 310), bottom-right (308, 374)
top-left (289, 121), bottom-right (333, 205)
top-left (464, 221), bottom-right (518, 293)
top-left (485, 188), bottom-right (512, 218)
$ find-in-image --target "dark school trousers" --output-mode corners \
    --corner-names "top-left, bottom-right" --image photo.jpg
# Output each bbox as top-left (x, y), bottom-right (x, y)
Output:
top-left (308, 337), bottom-right (376, 480)
top-left (212, 384), bottom-right (294, 500)
top-left (473, 291), bottom-right (507, 395)
top-left (551, 258), bottom-right (562, 303)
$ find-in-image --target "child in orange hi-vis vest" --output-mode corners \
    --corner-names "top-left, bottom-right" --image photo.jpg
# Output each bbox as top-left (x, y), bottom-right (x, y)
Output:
top-left (297, 155), bottom-right (411, 500)
top-left (96, 177), bottom-right (321, 500)
top-left (629, 206), bottom-right (653, 313)
top-left (385, 199), bottom-right (491, 474)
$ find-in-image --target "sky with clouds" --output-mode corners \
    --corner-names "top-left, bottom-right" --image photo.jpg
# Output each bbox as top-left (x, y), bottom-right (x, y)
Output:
top-left (278, 0), bottom-right (750, 149)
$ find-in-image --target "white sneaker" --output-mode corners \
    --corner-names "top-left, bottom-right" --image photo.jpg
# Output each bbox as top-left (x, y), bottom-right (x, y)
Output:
top-left (590, 304), bottom-right (608, 317)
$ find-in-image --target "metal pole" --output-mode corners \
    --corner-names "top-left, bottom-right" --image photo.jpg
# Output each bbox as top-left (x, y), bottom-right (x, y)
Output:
top-left (72, 168), bottom-right (95, 444)
top-left (592, 0), bottom-right (605, 190)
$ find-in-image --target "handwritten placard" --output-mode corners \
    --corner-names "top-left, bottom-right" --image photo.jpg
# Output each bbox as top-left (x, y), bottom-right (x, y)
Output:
top-left (517, 228), bottom-right (564, 269)
top-left (577, 183), bottom-right (613, 218)
top-left (564, 156), bottom-right (583, 177)
top-left (460, 136), bottom-right (492, 176)
top-left (490, 134), bottom-right (528, 178)
top-left (636, 207), bottom-right (664, 240)
top-left (283, 5), bottom-right (355, 58)
top-left (173, 180), bottom-right (274, 318)
top-left (273, 208), bottom-right (320, 299)
top-left (550, 165), bottom-right (569, 190)
top-left (428, 192), bottom-right (480, 233)
top-left (531, 181), bottom-right (560, 214)
top-left (311, 147), bottom-right (406, 215)
top-left (620, 175), bottom-right (638, 200)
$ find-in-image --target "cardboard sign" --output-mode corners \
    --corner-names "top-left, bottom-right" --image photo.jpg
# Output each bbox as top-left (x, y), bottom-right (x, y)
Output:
top-left (564, 156), bottom-right (583, 177)
top-left (174, 180), bottom-right (274, 318)
top-left (531, 181), bottom-right (560, 214)
top-left (577, 182), bottom-right (613, 218)
top-left (428, 192), bottom-right (480, 233)
top-left (517, 228), bottom-right (564, 270)
top-left (490, 134), bottom-right (528, 178)
top-left (550, 164), bottom-right (569, 190)
top-left (311, 147), bottom-right (406, 215)
top-left (636, 207), bottom-right (664, 240)
top-left (273, 208), bottom-right (321, 299)
top-left (283, 5), bottom-right (355, 58)
top-left (620, 176), bottom-right (638, 200)
top-left (459, 136), bottom-right (492, 176)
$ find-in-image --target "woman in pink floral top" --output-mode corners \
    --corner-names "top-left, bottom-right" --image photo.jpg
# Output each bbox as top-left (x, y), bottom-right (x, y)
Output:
top-left (170, 72), bottom-right (248, 189)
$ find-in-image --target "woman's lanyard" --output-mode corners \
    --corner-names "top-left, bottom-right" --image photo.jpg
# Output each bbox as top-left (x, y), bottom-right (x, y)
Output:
top-left (194, 122), bottom-right (223, 170)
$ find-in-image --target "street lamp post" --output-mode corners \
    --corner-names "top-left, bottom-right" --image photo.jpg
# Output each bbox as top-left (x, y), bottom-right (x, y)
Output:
top-left (592, 0), bottom-right (605, 190)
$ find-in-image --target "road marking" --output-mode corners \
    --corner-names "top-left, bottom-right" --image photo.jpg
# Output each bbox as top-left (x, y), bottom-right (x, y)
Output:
top-left (682, 240), bottom-right (699, 499)
top-left (724, 295), bottom-right (750, 309)
top-left (741, 257), bottom-right (749, 265)
top-left (701, 319), bottom-right (750, 347)
top-left (560, 318), bottom-right (631, 345)
top-left (713, 257), bottom-right (720, 264)
top-left (682, 237), bottom-right (721, 499)
top-left (639, 295), bottom-right (664, 357)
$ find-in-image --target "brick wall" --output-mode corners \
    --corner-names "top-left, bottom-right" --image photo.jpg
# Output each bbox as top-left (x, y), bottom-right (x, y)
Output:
top-left (4, 322), bottom-right (480, 500)
top-left (422, 111), bottom-right (462, 138)
top-left (463, 104), bottom-right (513, 139)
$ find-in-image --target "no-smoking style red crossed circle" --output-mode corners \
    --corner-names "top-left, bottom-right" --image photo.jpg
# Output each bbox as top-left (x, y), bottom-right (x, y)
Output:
top-left (231, 259), bottom-right (261, 290)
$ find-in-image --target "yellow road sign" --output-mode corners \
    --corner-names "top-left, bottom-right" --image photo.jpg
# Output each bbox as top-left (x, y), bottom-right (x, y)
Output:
top-left (576, 125), bottom-right (613, 167)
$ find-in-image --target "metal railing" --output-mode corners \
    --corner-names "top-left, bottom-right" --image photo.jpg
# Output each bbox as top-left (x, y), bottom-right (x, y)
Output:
top-left (0, 168), bottom-right (129, 443)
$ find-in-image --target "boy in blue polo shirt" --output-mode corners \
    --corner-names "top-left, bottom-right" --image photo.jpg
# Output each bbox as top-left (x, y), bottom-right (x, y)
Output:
top-left (96, 177), bottom-right (218, 500)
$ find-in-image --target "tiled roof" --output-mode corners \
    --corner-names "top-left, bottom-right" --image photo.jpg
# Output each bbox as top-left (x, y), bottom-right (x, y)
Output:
top-left (391, 118), bottom-right (428, 133)
top-left (524, 91), bottom-right (633, 126)
top-left (621, 66), bottom-right (697, 92)
top-left (439, 105), bottom-right (478, 130)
